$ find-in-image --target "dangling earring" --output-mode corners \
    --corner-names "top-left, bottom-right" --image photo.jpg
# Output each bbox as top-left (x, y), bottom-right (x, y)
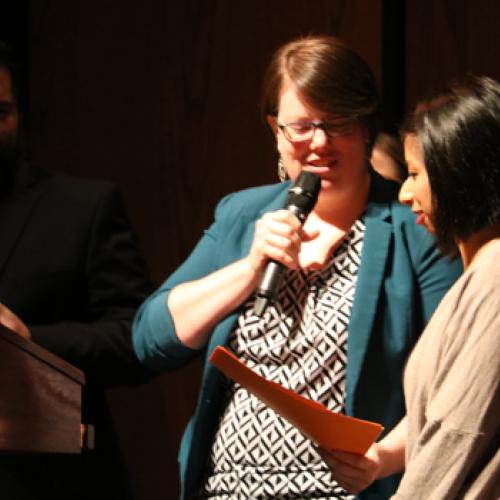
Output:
top-left (278, 156), bottom-right (287, 182)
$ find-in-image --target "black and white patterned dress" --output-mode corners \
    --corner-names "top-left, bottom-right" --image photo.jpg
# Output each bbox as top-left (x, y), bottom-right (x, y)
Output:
top-left (201, 218), bottom-right (365, 499)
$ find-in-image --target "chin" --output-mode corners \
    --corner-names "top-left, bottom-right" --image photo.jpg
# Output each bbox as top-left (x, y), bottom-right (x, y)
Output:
top-left (423, 221), bottom-right (436, 234)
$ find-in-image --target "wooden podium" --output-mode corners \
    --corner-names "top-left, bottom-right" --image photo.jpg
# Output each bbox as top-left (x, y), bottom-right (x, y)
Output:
top-left (0, 324), bottom-right (85, 454)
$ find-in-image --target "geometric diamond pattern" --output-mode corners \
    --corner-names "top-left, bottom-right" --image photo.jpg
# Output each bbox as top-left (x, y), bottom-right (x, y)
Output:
top-left (201, 219), bottom-right (365, 499)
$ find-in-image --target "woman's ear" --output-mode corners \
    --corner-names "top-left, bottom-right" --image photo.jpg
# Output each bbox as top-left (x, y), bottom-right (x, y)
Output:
top-left (267, 115), bottom-right (279, 136)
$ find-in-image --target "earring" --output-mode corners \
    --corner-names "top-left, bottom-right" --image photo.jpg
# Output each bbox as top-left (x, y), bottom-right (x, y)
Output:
top-left (278, 157), bottom-right (287, 182)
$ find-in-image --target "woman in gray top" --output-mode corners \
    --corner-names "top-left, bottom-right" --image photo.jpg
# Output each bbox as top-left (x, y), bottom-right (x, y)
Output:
top-left (323, 75), bottom-right (500, 499)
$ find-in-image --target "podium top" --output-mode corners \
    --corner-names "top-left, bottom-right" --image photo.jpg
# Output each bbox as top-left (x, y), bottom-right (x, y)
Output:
top-left (0, 324), bottom-right (85, 385)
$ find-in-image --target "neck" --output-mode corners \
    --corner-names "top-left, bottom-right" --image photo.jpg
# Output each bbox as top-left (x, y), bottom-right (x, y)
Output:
top-left (457, 222), bottom-right (500, 269)
top-left (313, 169), bottom-right (371, 228)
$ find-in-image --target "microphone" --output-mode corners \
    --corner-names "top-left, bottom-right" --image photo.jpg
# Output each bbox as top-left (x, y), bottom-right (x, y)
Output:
top-left (253, 171), bottom-right (321, 317)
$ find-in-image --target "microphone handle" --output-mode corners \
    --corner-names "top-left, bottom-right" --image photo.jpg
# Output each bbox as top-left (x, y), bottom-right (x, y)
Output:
top-left (253, 205), bottom-right (304, 317)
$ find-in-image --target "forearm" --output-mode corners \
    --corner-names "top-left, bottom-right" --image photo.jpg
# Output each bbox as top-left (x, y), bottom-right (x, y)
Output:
top-left (376, 416), bottom-right (407, 478)
top-left (168, 257), bottom-right (259, 349)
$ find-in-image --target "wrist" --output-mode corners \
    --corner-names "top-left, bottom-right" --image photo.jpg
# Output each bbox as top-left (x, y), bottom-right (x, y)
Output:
top-left (374, 441), bottom-right (405, 478)
top-left (243, 254), bottom-right (265, 277)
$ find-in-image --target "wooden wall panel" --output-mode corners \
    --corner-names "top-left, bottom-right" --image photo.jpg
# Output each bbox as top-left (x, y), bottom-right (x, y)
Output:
top-left (6, 2), bottom-right (499, 497)
top-left (30, 0), bottom-right (382, 281)
top-left (25, 2), bottom-right (382, 499)
top-left (406, 0), bottom-right (500, 110)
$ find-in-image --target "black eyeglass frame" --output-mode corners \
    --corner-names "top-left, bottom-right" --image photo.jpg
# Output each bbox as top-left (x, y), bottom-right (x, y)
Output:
top-left (275, 116), bottom-right (358, 143)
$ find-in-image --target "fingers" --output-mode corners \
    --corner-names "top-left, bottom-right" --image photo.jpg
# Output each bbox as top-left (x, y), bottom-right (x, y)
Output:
top-left (0, 303), bottom-right (32, 340)
top-left (318, 447), bottom-right (380, 495)
top-left (260, 209), bottom-right (302, 233)
top-left (327, 450), bottom-right (371, 468)
top-left (249, 210), bottom-right (303, 271)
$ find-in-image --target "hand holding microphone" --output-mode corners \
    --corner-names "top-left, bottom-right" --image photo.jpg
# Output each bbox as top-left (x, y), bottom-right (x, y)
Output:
top-left (253, 171), bottom-right (321, 316)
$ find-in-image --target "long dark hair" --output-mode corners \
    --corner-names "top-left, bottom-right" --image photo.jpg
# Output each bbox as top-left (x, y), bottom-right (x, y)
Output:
top-left (403, 75), bottom-right (500, 254)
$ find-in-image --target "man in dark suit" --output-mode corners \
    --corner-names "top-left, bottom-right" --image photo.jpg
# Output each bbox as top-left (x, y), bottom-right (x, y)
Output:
top-left (0, 41), bottom-right (154, 499)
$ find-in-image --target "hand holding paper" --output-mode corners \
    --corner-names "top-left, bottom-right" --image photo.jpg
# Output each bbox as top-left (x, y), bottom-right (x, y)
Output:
top-left (209, 345), bottom-right (383, 455)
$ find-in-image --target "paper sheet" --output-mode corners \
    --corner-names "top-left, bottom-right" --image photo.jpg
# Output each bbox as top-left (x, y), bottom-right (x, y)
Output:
top-left (210, 345), bottom-right (383, 454)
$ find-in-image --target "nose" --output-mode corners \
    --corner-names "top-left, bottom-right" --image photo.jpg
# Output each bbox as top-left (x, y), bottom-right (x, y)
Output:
top-left (310, 126), bottom-right (329, 148)
top-left (398, 178), bottom-right (413, 205)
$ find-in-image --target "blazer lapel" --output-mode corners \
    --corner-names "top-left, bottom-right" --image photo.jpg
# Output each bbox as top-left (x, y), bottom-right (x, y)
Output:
top-left (0, 163), bottom-right (47, 277)
top-left (345, 173), bottom-right (394, 415)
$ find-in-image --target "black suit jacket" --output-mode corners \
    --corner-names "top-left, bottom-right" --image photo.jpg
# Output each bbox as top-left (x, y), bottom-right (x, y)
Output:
top-left (0, 162), bottom-right (154, 499)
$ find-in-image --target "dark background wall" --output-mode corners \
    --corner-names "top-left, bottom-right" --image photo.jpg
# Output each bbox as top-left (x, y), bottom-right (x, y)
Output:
top-left (2, 1), bottom-right (500, 498)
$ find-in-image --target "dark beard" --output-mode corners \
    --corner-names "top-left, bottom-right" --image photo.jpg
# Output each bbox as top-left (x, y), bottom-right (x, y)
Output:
top-left (0, 144), bottom-right (20, 197)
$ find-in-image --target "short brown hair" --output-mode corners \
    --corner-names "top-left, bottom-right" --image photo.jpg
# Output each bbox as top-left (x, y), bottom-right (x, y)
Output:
top-left (261, 35), bottom-right (380, 153)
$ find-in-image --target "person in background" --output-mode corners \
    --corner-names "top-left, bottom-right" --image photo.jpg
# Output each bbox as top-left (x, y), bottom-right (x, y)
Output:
top-left (370, 132), bottom-right (406, 183)
top-left (133, 35), bottom-right (462, 499)
top-left (320, 75), bottom-right (500, 499)
top-left (0, 40), bottom-right (154, 499)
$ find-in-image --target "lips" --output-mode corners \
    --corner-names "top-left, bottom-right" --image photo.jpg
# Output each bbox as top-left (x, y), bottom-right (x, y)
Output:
top-left (305, 159), bottom-right (338, 172)
top-left (415, 213), bottom-right (426, 225)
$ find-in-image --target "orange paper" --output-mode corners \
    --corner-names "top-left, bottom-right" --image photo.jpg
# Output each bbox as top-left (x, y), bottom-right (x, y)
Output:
top-left (209, 345), bottom-right (383, 455)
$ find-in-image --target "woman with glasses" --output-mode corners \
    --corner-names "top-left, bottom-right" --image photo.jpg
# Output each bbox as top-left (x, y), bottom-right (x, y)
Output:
top-left (321, 75), bottom-right (500, 500)
top-left (132, 36), bottom-right (462, 499)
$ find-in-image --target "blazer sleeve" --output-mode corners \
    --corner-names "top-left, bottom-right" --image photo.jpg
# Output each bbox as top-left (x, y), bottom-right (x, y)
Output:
top-left (132, 192), bottom-right (242, 370)
top-left (30, 186), bottom-right (155, 387)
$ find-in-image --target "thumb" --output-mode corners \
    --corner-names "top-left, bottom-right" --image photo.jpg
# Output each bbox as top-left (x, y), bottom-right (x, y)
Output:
top-left (299, 226), bottom-right (320, 242)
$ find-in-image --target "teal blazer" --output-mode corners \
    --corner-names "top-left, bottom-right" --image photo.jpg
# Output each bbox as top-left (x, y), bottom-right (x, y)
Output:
top-left (133, 171), bottom-right (462, 499)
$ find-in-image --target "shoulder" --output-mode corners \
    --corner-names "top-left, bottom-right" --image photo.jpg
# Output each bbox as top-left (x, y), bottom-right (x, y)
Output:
top-left (214, 182), bottom-right (289, 220)
top-left (17, 165), bottom-right (128, 230)
top-left (467, 239), bottom-right (500, 293)
top-left (29, 166), bottom-right (122, 213)
top-left (444, 243), bottom-right (500, 361)
top-left (473, 238), bottom-right (500, 269)
top-left (47, 169), bottom-right (117, 200)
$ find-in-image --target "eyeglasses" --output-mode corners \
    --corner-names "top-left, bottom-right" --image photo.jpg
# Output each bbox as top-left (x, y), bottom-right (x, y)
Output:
top-left (276, 117), bottom-right (358, 143)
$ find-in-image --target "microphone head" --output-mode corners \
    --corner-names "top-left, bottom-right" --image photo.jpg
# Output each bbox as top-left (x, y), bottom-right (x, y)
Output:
top-left (286, 171), bottom-right (321, 214)
top-left (253, 170), bottom-right (321, 316)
